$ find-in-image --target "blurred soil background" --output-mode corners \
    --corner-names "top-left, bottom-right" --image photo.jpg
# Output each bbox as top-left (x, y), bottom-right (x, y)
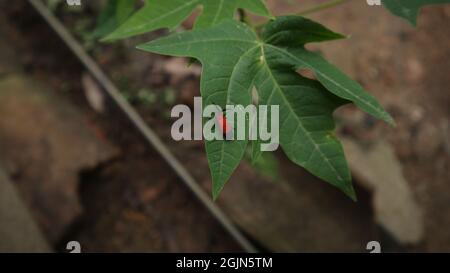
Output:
top-left (0, 0), bottom-right (448, 252)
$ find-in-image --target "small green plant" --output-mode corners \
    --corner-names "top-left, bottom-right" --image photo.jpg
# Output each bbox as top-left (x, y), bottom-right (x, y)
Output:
top-left (98, 0), bottom-right (450, 200)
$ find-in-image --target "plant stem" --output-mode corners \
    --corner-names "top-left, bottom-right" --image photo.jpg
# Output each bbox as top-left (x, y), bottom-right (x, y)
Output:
top-left (296, 0), bottom-right (352, 16)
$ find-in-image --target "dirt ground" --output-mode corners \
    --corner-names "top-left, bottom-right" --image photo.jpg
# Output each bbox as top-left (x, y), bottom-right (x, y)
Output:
top-left (297, 0), bottom-right (450, 251)
top-left (0, 2), bottom-right (241, 252)
top-left (0, 0), bottom-right (449, 252)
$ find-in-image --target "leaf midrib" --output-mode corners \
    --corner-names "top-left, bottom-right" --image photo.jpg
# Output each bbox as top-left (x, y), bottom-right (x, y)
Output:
top-left (264, 44), bottom-right (389, 122)
top-left (259, 45), bottom-right (344, 182)
top-left (215, 44), bottom-right (260, 184)
top-left (211, 0), bottom-right (226, 25)
top-left (146, 39), bottom-right (258, 51)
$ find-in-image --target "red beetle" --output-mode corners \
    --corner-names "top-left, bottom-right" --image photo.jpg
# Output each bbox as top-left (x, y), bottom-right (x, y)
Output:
top-left (212, 103), bottom-right (233, 140)
top-left (217, 113), bottom-right (232, 137)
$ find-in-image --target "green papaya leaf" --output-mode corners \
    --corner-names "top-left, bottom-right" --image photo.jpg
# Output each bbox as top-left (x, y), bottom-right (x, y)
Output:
top-left (137, 17), bottom-right (393, 199)
top-left (261, 17), bottom-right (395, 126)
top-left (383, 0), bottom-right (450, 25)
top-left (103, 0), bottom-right (271, 41)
